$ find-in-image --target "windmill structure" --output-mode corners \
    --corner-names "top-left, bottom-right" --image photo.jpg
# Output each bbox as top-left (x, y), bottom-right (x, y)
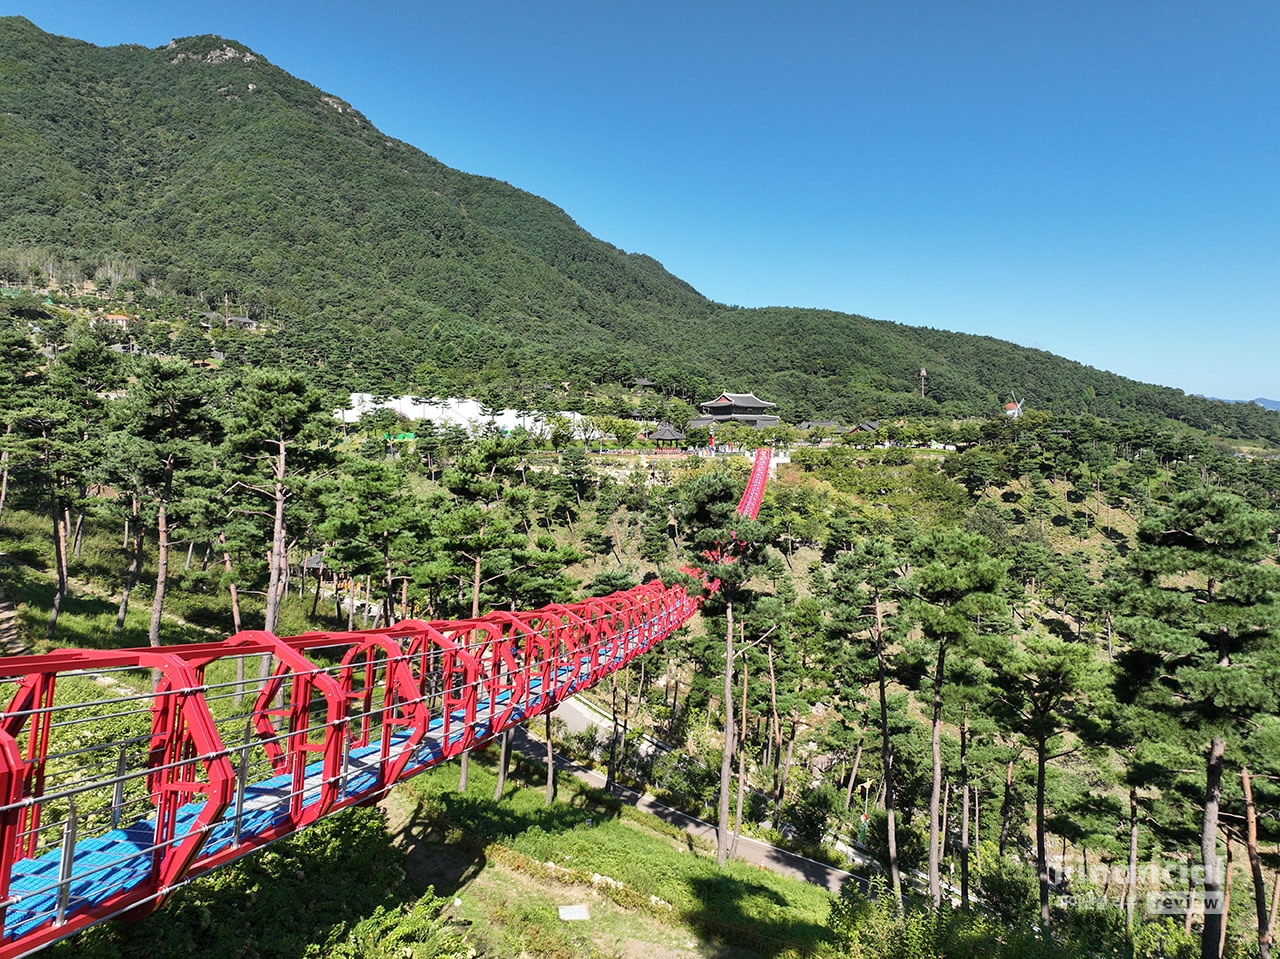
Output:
top-left (1004, 391), bottom-right (1026, 419)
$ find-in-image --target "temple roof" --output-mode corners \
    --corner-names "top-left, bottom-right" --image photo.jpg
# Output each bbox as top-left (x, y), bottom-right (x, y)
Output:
top-left (648, 423), bottom-right (686, 441)
top-left (699, 392), bottom-right (776, 411)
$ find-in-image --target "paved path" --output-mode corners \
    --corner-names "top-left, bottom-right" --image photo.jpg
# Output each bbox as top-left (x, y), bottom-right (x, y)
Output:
top-left (510, 702), bottom-right (869, 895)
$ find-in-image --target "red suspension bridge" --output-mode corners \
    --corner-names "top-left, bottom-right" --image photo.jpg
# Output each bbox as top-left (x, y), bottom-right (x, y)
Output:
top-left (0, 448), bottom-right (771, 958)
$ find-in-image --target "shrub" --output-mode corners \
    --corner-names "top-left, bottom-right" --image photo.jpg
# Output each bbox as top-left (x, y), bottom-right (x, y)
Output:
top-left (976, 854), bottom-right (1039, 929)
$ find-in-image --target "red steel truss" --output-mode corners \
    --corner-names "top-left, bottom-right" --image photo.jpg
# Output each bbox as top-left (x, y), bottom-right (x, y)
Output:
top-left (736, 447), bottom-right (771, 520)
top-left (0, 448), bottom-right (771, 958)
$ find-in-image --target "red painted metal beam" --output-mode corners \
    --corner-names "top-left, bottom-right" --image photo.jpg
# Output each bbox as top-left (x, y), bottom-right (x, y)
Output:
top-left (0, 582), bottom-right (700, 958)
top-left (0, 456), bottom-right (771, 958)
top-left (736, 447), bottom-right (771, 520)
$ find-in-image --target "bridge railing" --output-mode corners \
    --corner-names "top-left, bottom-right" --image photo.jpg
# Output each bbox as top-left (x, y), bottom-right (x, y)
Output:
top-left (0, 580), bottom-right (699, 958)
top-left (0, 449), bottom-right (769, 957)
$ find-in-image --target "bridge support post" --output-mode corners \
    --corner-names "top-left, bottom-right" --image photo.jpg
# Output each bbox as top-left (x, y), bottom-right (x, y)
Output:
top-left (54, 798), bottom-right (77, 926)
top-left (110, 747), bottom-right (126, 829)
top-left (233, 725), bottom-right (251, 849)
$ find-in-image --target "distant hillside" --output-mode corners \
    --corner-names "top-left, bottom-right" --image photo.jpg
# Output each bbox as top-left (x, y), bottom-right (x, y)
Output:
top-left (3, 15), bottom-right (1279, 442)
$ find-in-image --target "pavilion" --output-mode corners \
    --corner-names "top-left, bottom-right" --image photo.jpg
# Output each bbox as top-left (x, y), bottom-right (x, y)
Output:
top-left (647, 423), bottom-right (686, 450)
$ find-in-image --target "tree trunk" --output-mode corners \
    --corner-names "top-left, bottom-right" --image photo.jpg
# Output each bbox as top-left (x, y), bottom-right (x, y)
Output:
top-left (1201, 736), bottom-right (1227, 959)
top-left (218, 532), bottom-right (247, 705)
top-left (493, 729), bottom-right (512, 802)
top-left (1268, 850), bottom-right (1280, 955)
top-left (929, 640), bottom-right (947, 909)
top-left (219, 534), bottom-right (243, 634)
top-left (606, 674), bottom-right (620, 793)
top-left (1243, 767), bottom-right (1272, 959)
top-left (1036, 739), bottom-right (1051, 928)
top-left (618, 669), bottom-right (631, 782)
top-left (310, 556), bottom-right (324, 619)
top-left (0, 424), bottom-right (11, 519)
top-left (973, 785), bottom-right (980, 870)
top-left (1187, 852), bottom-right (1197, 937)
top-left (775, 730), bottom-right (795, 831)
top-left (960, 717), bottom-right (971, 910)
top-left (263, 442), bottom-right (288, 634)
top-left (733, 654), bottom-right (749, 858)
top-left (470, 550), bottom-right (482, 619)
top-left (877, 614), bottom-right (902, 909)
top-left (71, 500), bottom-right (85, 559)
top-left (47, 486), bottom-right (67, 640)
top-left (383, 542), bottom-right (395, 628)
top-left (459, 750), bottom-right (469, 792)
top-left (1221, 834), bottom-right (1234, 959)
top-left (941, 779), bottom-right (952, 867)
top-left (716, 601), bottom-right (735, 867)
top-left (668, 678), bottom-right (680, 738)
top-left (767, 643), bottom-right (783, 818)
top-left (148, 497), bottom-right (170, 647)
top-left (999, 759), bottom-right (1016, 856)
top-left (1128, 785), bottom-right (1139, 935)
top-left (116, 508), bottom-right (144, 631)
top-left (545, 709), bottom-right (556, 806)
top-left (845, 736), bottom-right (863, 812)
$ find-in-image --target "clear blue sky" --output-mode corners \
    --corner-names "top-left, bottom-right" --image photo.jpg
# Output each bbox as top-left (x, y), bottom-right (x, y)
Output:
top-left (8, 1), bottom-right (1278, 401)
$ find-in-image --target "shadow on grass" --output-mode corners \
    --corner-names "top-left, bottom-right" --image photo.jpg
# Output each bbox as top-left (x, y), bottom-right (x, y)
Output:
top-left (684, 873), bottom-right (833, 958)
top-left (386, 792), bottom-right (489, 900)
top-left (9, 572), bottom-right (135, 649)
top-left (1104, 526), bottom-right (1130, 554)
top-left (1044, 617), bottom-right (1077, 642)
top-left (429, 749), bottom-right (624, 845)
top-left (0, 543), bottom-right (46, 572)
top-left (5, 562), bottom-right (229, 651)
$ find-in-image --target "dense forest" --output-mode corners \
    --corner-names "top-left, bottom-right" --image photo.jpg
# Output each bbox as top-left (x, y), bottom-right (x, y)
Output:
top-left (3, 15), bottom-right (1280, 442)
top-left (2, 312), bottom-right (1280, 958)
top-left (5, 14), bottom-right (1280, 959)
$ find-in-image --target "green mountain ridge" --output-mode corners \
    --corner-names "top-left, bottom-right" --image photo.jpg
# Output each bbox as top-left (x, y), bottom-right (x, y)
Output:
top-left (2, 15), bottom-right (1277, 441)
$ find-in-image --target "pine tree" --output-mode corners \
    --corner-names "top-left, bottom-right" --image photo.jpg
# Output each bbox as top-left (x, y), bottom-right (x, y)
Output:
top-left (1117, 489), bottom-right (1280, 959)
top-left (0, 327), bottom-right (41, 521)
top-left (10, 338), bottom-right (119, 637)
top-left (902, 528), bottom-right (1007, 908)
top-left (675, 466), bottom-right (767, 867)
top-left (985, 629), bottom-right (1109, 927)
top-left (320, 457), bottom-right (426, 628)
top-left (830, 536), bottom-right (907, 908)
top-left (222, 369), bottom-right (332, 634)
top-left (107, 359), bottom-right (221, 646)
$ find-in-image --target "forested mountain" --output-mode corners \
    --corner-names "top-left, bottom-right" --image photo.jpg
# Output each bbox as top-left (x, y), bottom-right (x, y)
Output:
top-left (2, 14), bottom-right (1278, 443)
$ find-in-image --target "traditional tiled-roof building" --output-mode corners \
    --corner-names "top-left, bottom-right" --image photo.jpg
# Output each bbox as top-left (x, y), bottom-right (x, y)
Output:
top-left (688, 392), bottom-right (780, 429)
top-left (646, 423), bottom-right (686, 448)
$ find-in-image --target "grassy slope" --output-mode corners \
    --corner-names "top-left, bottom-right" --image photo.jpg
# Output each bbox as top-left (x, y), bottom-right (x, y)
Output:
top-left (388, 749), bottom-right (836, 959)
top-left (55, 742), bottom-right (835, 959)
